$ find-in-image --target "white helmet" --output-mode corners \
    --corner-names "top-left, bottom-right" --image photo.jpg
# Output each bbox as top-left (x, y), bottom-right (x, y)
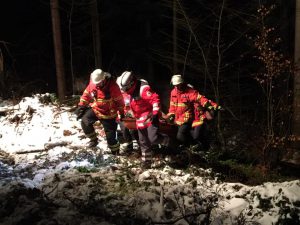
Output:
top-left (116, 75), bottom-right (122, 87)
top-left (171, 74), bottom-right (184, 86)
top-left (90, 69), bottom-right (105, 84)
top-left (119, 71), bottom-right (135, 91)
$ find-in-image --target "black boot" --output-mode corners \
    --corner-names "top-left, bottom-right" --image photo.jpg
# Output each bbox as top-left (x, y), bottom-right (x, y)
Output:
top-left (109, 142), bottom-right (120, 156)
top-left (120, 142), bottom-right (133, 155)
top-left (88, 139), bottom-right (98, 148)
top-left (111, 149), bottom-right (120, 156)
top-left (141, 161), bottom-right (152, 169)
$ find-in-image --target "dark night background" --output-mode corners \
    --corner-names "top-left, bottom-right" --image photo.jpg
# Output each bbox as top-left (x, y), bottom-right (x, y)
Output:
top-left (0, 0), bottom-right (173, 98)
top-left (1, 0), bottom-right (300, 185)
top-left (0, 0), bottom-right (296, 117)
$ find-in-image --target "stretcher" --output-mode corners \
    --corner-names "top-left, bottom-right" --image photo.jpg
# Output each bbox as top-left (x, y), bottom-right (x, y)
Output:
top-left (122, 117), bottom-right (177, 139)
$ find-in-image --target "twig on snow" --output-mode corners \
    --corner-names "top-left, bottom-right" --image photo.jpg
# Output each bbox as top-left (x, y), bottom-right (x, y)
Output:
top-left (15, 141), bottom-right (70, 154)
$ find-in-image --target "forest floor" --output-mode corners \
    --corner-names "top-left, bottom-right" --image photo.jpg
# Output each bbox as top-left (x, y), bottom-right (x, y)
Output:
top-left (0, 94), bottom-right (300, 225)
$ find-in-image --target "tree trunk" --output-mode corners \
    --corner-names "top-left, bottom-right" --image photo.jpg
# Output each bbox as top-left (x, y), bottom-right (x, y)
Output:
top-left (0, 48), bottom-right (4, 97)
top-left (173, 0), bottom-right (178, 73)
top-left (145, 0), bottom-right (154, 83)
top-left (90, 0), bottom-right (102, 68)
top-left (293, 0), bottom-right (300, 143)
top-left (50, 0), bottom-right (66, 101)
top-left (283, 0), bottom-right (300, 166)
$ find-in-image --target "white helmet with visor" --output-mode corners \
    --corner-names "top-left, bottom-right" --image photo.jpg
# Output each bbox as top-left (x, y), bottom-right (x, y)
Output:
top-left (119, 71), bottom-right (135, 91)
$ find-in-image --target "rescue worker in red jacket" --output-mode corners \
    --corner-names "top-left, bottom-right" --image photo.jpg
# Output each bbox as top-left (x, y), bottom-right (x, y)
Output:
top-left (74, 69), bottom-right (125, 154)
top-left (118, 71), bottom-right (169, 169)
top-left (166, 74), bottom-right (220, 150)
top-left (116, 74), bottom-right (139, 154)
top-left (191, 99), bottom-right (218, 150)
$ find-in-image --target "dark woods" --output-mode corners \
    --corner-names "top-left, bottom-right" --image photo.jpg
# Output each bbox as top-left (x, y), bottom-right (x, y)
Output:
top-left (0, 0), bottom-right (298, 182)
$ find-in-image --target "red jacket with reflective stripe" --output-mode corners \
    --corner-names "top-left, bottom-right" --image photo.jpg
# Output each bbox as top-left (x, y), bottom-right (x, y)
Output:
top-left (168, 85), bottom-right (217, 126)
top-left (126, 79), bottom-right (160, 129)
top-left (78, 78), bottom-right (124, 119)
top-left (192, 99), bottom-right (218, 127)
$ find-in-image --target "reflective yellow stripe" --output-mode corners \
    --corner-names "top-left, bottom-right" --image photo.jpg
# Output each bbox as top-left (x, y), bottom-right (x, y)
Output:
top-left (80, 98), bottom-right (89, 103)
top-left (92, 108), bottom-right (117, 119)
top-left (170, 102), bottom-right (187, 107)
top-left (96, 99), bottom-right (112, 103)
top-left (102, 114), bottom-right (116, 119)
top-left (95, 113), bottom-right (117, 119)
top-left (192, 121), bottom-right (204, 127)
top-left (109, 142), bottom-right (120, 151)
top-left (184, 112), bottom-right (190, 122)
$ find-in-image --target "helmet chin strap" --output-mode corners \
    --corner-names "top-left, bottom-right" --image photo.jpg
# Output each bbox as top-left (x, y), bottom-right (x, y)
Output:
top-left (96, 79), bottom-right (107, 89)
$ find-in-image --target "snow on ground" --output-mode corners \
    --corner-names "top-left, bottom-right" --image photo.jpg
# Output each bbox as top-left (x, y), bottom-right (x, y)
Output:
top-left (0, 94), bottom-right (299, 225)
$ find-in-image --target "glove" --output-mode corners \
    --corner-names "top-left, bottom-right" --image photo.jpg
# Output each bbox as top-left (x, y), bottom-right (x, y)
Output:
top-left (125, 111), bottom-right (134, 118)
top-left (166, 114), bottom-right (175, 124)
top-left (119, 113), bottom-right (125, 121)
top-left (152, 114), bottom-right (159, 127)
top-left (205, 110), bottom-right (214, 120)
top-left (208, 105), bottom-right (222, 111)
top-left (74, 106), bottom-right (87, 120)
top-left (217, 105), bottom-right (224, 111)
